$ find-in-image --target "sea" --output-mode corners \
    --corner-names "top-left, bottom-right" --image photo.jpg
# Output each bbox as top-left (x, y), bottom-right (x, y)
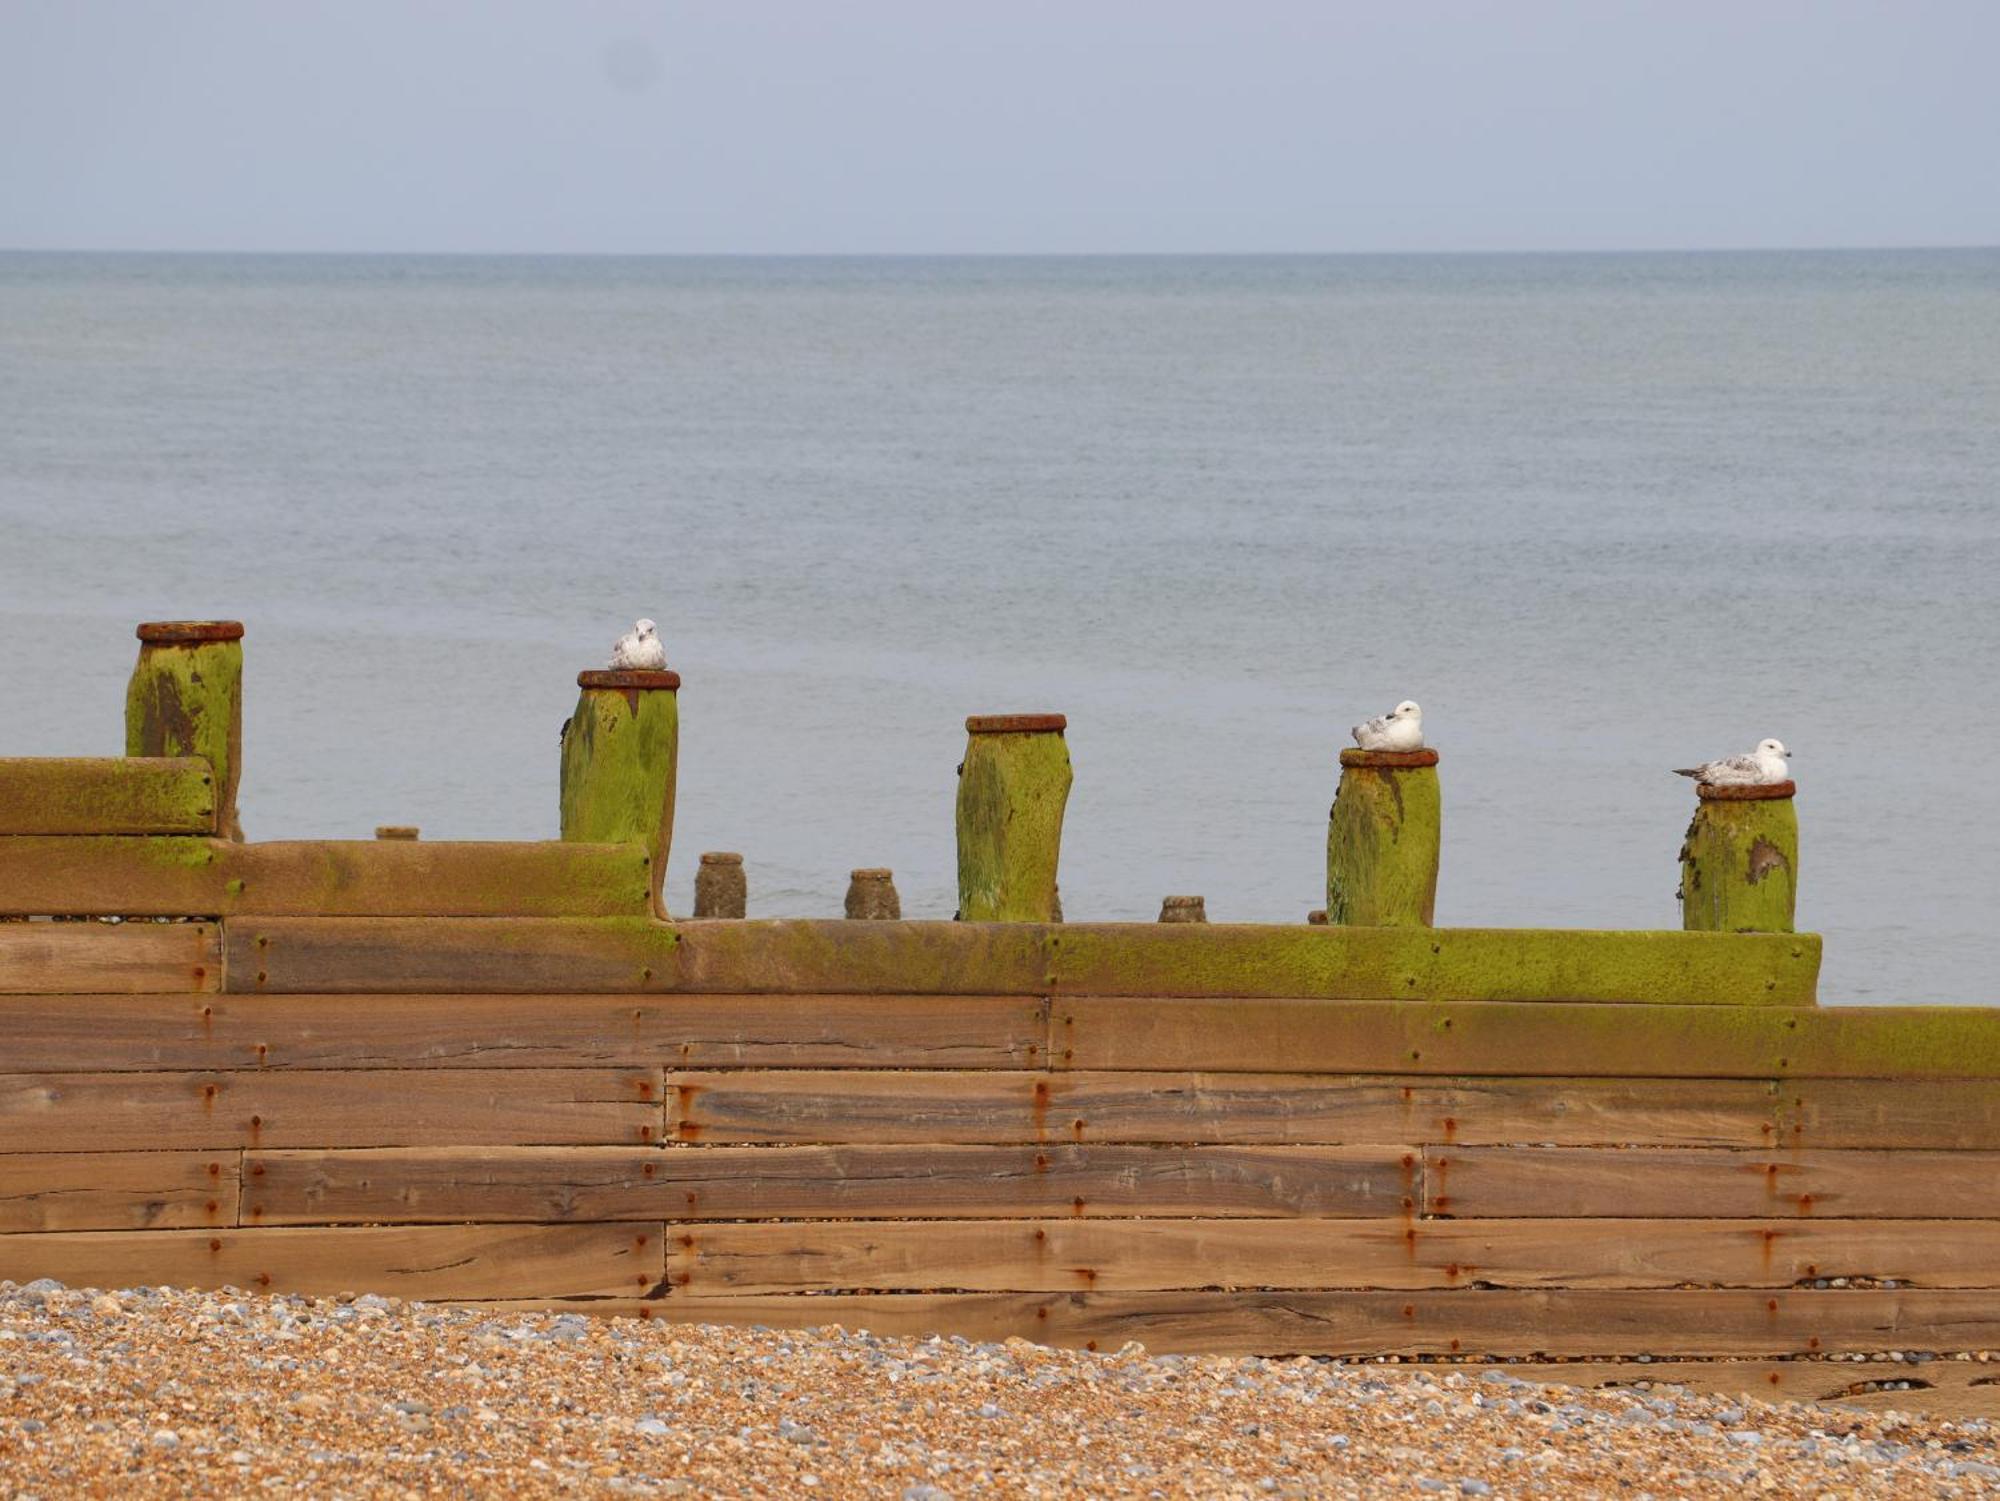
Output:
top-left (2, 249), bottom-right (1996, 1004)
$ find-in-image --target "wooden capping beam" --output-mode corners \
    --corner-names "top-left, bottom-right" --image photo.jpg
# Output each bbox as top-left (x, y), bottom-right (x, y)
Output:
top-left (0, 758), bottom-right (217, 835)
top-left (217, 916), bottom-right (1819, 1004)
top-left (0, 923), bottom-right (219, 994)
top-left (0, 837), bottom-right (652, 917)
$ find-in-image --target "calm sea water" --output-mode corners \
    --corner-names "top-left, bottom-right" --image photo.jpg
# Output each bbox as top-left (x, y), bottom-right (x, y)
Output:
top-left (2, 250), bottom-right (1996, 1003)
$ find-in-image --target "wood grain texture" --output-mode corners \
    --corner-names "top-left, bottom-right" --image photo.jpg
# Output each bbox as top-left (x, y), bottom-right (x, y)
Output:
top-left (0, 1151), bottom-right (237, 1233)
top-left (664, 1071), bottom-right (1789, 1146)
top-left (1780, 1079), bottom-right (2000, 1150)
top-left (1424, 1147), bottom-right (2000, 1219)
top-left (241, 1144), bottom-right (1417, 1223)
top-left (0, 924), bottom-right (218, 995)
top-left (0, 1070), bottom-right (662, 1152)
top-left (0, 1223), bottom-right (662, 1300)
top-left (0, 838), bottom-right (652, 918)
top-left (0, 993), bottom-right (1044, 1072)
top-left (0, 758), bottom-right (216, 835)
top-left (578, 1288), bottom-right (2000, 1357)
top-left (668, 1217), bottom-right (2000, 1294)
top-left (1055, 997), bottom-right (2000, 1078)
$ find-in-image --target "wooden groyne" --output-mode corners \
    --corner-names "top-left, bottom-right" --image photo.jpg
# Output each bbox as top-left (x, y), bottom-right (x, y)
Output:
top-left (3, 622), bottom-right (1996, 1418)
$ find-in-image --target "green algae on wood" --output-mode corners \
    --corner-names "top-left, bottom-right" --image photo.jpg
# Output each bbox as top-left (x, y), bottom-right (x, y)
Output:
top-left (1327, 748), bottom-right (1441, 927)
top-left (1680, 782), bottom-right (1798, 934)
top-left (560, 670), bottom-right (680, 917)
top-left (124, 621), bottom-right (244, 841)
top-left (0, 757), bottom-right (215, 835)
top-left (956, 715), bottom-right (1071, 923)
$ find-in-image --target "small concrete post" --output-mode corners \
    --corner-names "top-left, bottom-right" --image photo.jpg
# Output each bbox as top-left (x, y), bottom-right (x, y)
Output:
top-left (692, 851), bottom-right (746, 919)
top-left (1158, 895), bottom-right (1207, 923)
top-left (125, 621), bottom-right (245, 841)
top-left (1326, 748), bottom-right (1441, 927)
top-left (560, 669), bottom-right (679, 916)
top-left (955, 713), bottom-right (1071, 922)
top-left (845, 867), bottom-right (901, 920)
top-left (374, 826), bottom-right (420, 841)
top-left (1306, 909), bottom-right (1328, 925)
top-left (1679, 781), bottom-right (1798, 933)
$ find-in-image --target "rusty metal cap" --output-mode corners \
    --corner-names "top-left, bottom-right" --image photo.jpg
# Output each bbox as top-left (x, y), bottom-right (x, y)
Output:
top-left (1339, 748), bottom-right (1439, 768)
top-left (965, 713), bottom-right (1067, 734)
top-left (1697, 780), bottom-right (1796, 801)
top-left (578, 669), bottom-right (680, 690)
top-left (137, 621), bottom-right (244, 643)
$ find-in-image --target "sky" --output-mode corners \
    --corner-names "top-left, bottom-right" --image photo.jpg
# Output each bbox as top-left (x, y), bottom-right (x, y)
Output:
top-left (2, 0), bottom-right (1997, 255)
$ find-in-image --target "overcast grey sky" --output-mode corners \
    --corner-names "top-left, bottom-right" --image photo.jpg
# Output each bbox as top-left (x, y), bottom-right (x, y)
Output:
top-left (3, 0), bottom-right (1996, 254)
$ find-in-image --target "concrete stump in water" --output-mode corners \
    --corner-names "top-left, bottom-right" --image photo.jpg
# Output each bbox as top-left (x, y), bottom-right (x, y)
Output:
top-left (845, 867), bottom-right (901, 920)
top-left (125, 621), bottom-right (244, 841)
top-left (1326, 748), bottom-right (1441, 927)
top-left (1158, 895), bottom-right (1207, 923)
top-left (1679, 780), bottom-right (1798, 933)
top-left (955, 714), bottom-right (1071, 923)
top-left (374, 826), bottom-right (420, 841)
top-left (559, 669), bottom-right (679, 916)
top-left (693, 851), bottom-right (746, 919)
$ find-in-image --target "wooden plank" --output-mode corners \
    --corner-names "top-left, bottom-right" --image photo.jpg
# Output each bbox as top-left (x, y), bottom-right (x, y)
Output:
top-left (227, 917), bottom-right (1053, 995)
top-left (1782, 1079), bottom-right (2000, 1150)
top-left (0, 993), bottom-right (1043, 1071)
top-left (221, 917), bottom-right (1820, 1004)
top-left (0, 1151), bottom-right (237, 1233)
top-left (1506, 1359), bottom-right (2000, 1419)
top-left (665, 1071), bottom-right (1789, 1146)
top-left (0, 1223), bottom-right (661, 1300)
top-left (242, 1144), bottom-right (1417, 1223)
top-left (1045, 924), bottom-right (1819, 1005)
top-left (1056, 997), bottom-right (2000, 1079)
top-left (668, 1218), bottom-right (2000, 1294)
top-left (603, 1289), bottom-right (2000, 1357)
top-left (1425, 1147), bottom-right (2000, 1219)
top-left (0, 838), bottom-right (651, 917)
top-left (0, 1069), bottom-right (661, 1152)
top-left (0, 758), bottom-right (216, 835)
top-left (0, 923), bottom-right (219, 994)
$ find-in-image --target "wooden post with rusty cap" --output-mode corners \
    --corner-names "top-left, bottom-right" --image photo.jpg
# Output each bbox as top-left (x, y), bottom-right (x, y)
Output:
top-left (955, 713), bottom-right (1071, 922)
top-left (1326, 748), bottom-right (1441, 926)
top-left (560, 669), bottom-right (679, 916)
top-left (1679, 780), bottom-right (1798, 933)
top-left (125, 621), bottom-right (245, 841)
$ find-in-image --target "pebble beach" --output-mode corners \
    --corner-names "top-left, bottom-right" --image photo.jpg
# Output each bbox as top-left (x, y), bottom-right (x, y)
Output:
top-left (2, 1282), bottom-right (1997, 1497)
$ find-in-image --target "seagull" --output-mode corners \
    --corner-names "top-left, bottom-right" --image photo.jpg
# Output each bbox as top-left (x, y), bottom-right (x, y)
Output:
top-left (1351, 700), bottom-right (1425, 752)
top-left (1673, 737), bottom-right (1792, 786)
top-left (609, 619), bottom-right (667, 671)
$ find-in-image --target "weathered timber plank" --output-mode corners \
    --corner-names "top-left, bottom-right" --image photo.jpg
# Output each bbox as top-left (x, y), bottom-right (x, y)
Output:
top-left (593, 1289), bottom-right (2000, 1357)
top-left (242, 1145), bottom-right (1416, 1223)
top-left (0, 758), bottom-right (217, 835)
top-left (1506, 1359), bottom-right (2000, 1419)
top-left (1425, 1147), bottom-right (2000, 1219)
top-left (665, 1071), bottom-right (1788, 1146)
top-left (0, 924), bottom-right (218, 995)
top-left (1045, 924), bottom-right (1819, 1005)
top-left (667, 1218), bottom-right (2000, 1294)
top-left (1781, 1079), bottom-right (2000, 1150)
top-left (0, 839), bottom-right (651, 918)
top-left (1055, 997), bottom-right (2000, 1078)
top-left (0, 993), bottom-right (1043, 1071)
top-left (0, 1223), bottom-right (661, 1300)
top-left (0, 1151), bottom-right (237, 1233)
top-left (222, 917), bottom-right (1820, 1003)
top-left (0, 1070), bottom-right (661, 1152)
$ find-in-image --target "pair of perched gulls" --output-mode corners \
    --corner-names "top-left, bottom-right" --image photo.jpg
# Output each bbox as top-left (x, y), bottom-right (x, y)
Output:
top-left (1352, 699), bottom-right (1793, 787)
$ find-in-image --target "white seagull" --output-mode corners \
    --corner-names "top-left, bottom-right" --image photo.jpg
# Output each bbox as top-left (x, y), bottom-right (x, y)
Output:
top-left (609, 618), bottom-right (667, 671)
top-left (1673, 737), bottom-right (1792, 786)
top-left (1351, 700), bottom-right (1425, 752)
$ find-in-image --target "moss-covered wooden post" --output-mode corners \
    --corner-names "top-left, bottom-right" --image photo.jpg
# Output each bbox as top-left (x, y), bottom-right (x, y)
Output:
top-left (1326, 748), bottom-right (1441, 927)
top-left (955, 713), bottom-right (1071, 923)
top-left (560, 669), bottom-right (679, 917)
top-left (1679, 780), bottom-right (1798, 933)
top-left (125, 621), bottom-right (245, 841)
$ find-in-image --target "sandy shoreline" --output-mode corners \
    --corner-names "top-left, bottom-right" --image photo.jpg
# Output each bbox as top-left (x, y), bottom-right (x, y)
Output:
top-left (5, 1281), bottom-right (1999, 1497)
